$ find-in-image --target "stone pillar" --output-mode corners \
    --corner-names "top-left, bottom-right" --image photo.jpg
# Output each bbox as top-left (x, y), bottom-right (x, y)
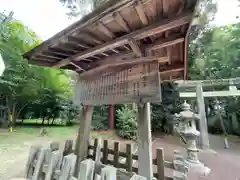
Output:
top-left (137, 102), bottom-right (153, 180)
top-left (196, 84), bottom-right (210, 149)
top-left (108, 104), bottom-right (115, 129)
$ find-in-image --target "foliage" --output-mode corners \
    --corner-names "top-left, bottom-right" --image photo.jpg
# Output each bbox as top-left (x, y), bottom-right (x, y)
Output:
top-left (151, 82), bottom-right (182, 133)
top-left (60, 101), bottom-right (80, 125)
top-left (116, 105), bottom-right (137, 140)
top-left (60, 0), bottom-right (107, 18)
top-left (91, 105), bottom-right (108, 130)
top-left (0, 17), bottom-right (73, 127)
top-left (188, 22), bottom-right (240, 135)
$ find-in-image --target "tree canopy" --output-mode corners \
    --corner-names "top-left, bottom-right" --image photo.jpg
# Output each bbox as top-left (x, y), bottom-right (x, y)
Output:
top-left (0, 16), bottom-right (74, 127)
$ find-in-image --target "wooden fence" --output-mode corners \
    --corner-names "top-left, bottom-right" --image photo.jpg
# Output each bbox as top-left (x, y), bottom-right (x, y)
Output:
top-left (87, 138), bottom-right (187, 180)
top-left (25, 138), bottom-right (187, 180)
top-left (25, 141), bottom-right (139, 180)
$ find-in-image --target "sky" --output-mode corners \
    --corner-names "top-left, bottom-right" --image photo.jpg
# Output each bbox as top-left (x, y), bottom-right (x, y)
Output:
top-left (1, 0), bottom-right (240, 40)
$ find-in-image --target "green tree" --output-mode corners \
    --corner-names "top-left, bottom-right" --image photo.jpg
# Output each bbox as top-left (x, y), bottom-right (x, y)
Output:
top-left (0, 18), bottom-right (73, 127)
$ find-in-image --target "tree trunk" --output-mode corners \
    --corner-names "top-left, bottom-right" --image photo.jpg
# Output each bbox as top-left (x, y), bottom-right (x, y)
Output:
top-left (215, 97), bottom-right (229, 149)
top-left (51, 115), bottom-right (56, 125)
top-left (12, 103), bottom-right (16, 127)
top-left (42, 117), bottom-right (45, 125)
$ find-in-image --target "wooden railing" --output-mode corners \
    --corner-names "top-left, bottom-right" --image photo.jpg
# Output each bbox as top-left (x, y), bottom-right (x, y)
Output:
top-left (25, 138), bottom-right (187, 180)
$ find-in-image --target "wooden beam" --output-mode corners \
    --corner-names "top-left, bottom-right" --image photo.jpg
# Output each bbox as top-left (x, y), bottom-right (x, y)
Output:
top-left (67, 37), bottom-right (91, 49)
top-left (97, 22), bottom-right (115, 38)
top-left (80, 56), bottom-right (168, 77)
top-left (36, 54), bottom-right (62, 60)
top-left (53, 13), bottom-right (191, 68)
top-left (101, 52), bottom-right (110, 57)
top-left (70, 62), bottom-right (85, 71)
top-left (164, 31), bottom-right (171, 65)
top-left (162, 0), bottom-right (168, 17)
top-left (146, 36), bottom-right (184, 51)
top-left (111, 49), bottom-right (119, 53)
top-left (93, 51), bottom-right (135, 66)
top-left (74, 105), bottom-right (93, 176)
top-left (83, 32), bottom-right (103, 44)
top-left (114, 12), bottom-right (131, 32)
top-left (31, 57), bottom-right (57, 63)
top-left (137, 102), bottom-right (153, 180)
top-left (24, 0), bottom-right (147, 59)
top-left (160, 66), bottom-right (184, 74)
top-left (52, 46), bottom-right (78, 53)
top-left (135, 2), bottom-right (148, 25)
top-left (47, 49), bottom-right (72, 57)
top-left (177, 0), bottom-right (185, 15)
top-left (129, 39), bottom-right (143, 57)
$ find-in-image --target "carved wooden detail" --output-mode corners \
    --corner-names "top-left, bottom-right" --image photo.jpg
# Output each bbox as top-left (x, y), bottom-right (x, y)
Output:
top-left (77, 61), bottom-right (161, 105)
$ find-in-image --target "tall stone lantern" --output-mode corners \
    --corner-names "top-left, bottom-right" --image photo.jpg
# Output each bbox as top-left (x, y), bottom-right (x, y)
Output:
top-left (174, 101), bottom-right (210, 176)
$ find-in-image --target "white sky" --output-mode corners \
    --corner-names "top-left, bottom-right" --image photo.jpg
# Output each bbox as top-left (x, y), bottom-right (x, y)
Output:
top-left (1, 0), bottom-right (240, 40)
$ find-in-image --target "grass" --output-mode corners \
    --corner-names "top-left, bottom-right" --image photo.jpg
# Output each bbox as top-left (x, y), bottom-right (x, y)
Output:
top-left (0, 122), bottom-right (124, 146)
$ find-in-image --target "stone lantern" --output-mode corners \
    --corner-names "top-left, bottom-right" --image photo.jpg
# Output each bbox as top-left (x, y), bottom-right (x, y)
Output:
top-left (174, 101), bottom-right (210, 177)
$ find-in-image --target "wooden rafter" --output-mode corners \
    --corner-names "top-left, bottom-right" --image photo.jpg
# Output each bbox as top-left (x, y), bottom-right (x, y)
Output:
top-left (92, 51), bottom-right (135, 66)
top-left (164, 31), bottom-right (171, 65)
top-left (146, 36), bottom-right (184, 51)
top-left (67, 36), bottom-right (91, 49)
top-left (114, 12), bottom-right (131, 32)
top-left (135, 2), bottom-right (148, 25)
top-left (160, 66), bottom-right (184, 74)
top-left (52, 12), bottom-right (191, 68)
top-left (129, 39), bottom-right (143, 57)
top-left (70, 62), bottom-right (85, 71)
top-left (35, 54), bottom-right (62, 60)
top-left (32, 57), bottom-right (57, 62)
top-left (97, 22), bottom-right (115, 39)
top-left (162, 0), bottom-right (168, 17)
top-left (47, 48), bottom-right (73, 57)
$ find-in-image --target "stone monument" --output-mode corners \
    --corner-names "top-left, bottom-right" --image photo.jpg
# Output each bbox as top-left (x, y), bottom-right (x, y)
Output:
top-left (174, 101), bottom-right (210, 178)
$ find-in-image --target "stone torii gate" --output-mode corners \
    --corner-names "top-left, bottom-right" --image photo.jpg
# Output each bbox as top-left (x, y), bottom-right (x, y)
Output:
top-left (23, 0), bottom-right (198, 178)
top-left (176, 78), bottom-right (240, 149)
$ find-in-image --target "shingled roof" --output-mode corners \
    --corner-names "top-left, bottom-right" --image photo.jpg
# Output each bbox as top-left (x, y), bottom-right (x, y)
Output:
top-left (24, 0), bottom-right (198, 81)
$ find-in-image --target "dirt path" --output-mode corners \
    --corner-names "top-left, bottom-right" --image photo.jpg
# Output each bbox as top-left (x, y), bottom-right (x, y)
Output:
top-left (2, 132), bottom-right (240, 180)
top-left (0, 137), bottom-right (53, 180)
top-left (152, 135), bottom-right (240, 180)
top-left (0, 130), bottom-right (131, 180)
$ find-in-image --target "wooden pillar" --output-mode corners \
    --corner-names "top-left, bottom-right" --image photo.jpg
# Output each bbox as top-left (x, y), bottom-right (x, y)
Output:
top-left (137, 102), bottom-right (153, 179)
top-left (196, 84), bottom-right (210, 149)
top-left (74, 105), bottom-right (93, 176)
top-left (108, 104), bottom-right (115, 129)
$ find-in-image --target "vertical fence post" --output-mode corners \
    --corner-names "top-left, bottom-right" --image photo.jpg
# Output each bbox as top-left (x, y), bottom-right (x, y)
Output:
top-left (156, 148), bottom-right (165, 180)
top-left (102, 140), bottom-right (108, 164)
top-left (126, 144), bottom-right (133, 172)
top-left (113, 142), bottom-right (120, 168)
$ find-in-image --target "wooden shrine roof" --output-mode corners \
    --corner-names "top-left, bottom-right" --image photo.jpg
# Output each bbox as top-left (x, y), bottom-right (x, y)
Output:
top-left (24, 0), bottom-right (198, 81)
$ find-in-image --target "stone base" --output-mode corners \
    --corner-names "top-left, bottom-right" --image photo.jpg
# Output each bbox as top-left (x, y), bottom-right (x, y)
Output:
top-left (186, 160), bottom-right (211, 176)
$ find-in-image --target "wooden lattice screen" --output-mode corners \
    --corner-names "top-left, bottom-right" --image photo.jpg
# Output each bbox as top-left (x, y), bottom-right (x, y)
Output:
top-left (76, 61), bottom-right (161, 105)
